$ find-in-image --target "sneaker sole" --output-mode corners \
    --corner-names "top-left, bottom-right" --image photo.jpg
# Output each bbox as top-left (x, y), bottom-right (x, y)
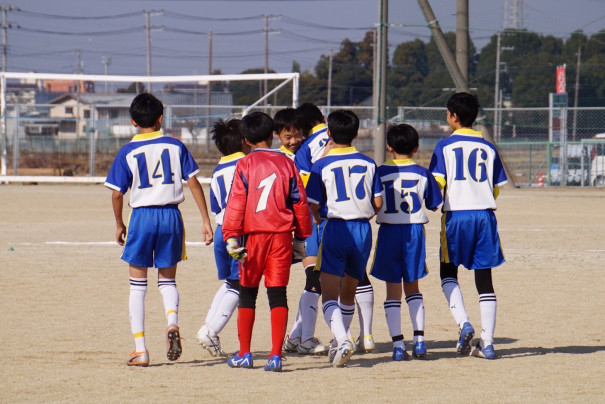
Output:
top-left (412, 351), bottom-right (427, 359)
top-left (332, 347), bottom-right (354, 367)
top-left (167, 327), bottom-right (182, 361)
top-left (457, 331), bottom-right (474, 356)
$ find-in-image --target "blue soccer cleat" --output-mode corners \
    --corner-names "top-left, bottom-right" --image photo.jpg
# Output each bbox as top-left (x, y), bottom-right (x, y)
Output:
top-left (456, 322), bottom-right (475, 356)
top-left (471, 343), bottom-right (496, 360)
top-left (227, 351), bottom-right (253, 368)
top-left (392, 346), bottom-right (410, 361)
top-left (412, 341), bottom-right (427, 359)
top-left (264, 354), bottom-right (283, 372)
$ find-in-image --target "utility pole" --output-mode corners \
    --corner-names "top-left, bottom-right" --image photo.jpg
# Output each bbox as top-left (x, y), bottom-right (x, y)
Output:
top-left (205, 31), bottom-right (213, 152)
top-left (374, 0), bottom-right (388, 165)
top-left (572, 46), bottom-right (581, 140)
top-left (494, 32), bottom-right (513, 142)
top-left (1, 4), bottom-right (14, 176)
top-left (144, 10), bottom-right (163, 93)
top-left (101, 56), bottom-right (111, 93)
top-left (327, 47), bottom-right (333, 114)
top-left (263, 15), bottom-right (280, 106)
top-left (75, 50), bottom-right (82, 138)
top-left (455, 0), bottom-right (469, 85)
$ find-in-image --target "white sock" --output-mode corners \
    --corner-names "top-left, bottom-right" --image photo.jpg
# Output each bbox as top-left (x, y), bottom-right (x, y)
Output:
top-left (204, 282), bottom-right (228, 325)
top-left (300, 290), bottom-right (321, 342)
top-left (406, 293), bottom-right (425, 342)
top-left (479, 293), bottom-right (497, 347)
top-left (323, 300), bottom-right (347, 345)
top-left (207, 286), bottom-right (239, 335)
top-left (340, 302), bottom-right (355, 337)
top-left (355, 283), bottom-right (374, 339)
top-left (158, 278), bottom-right (179, 325)
top-left (384, 299), bottom-right (402, 341)
top-left (287, 295), bottom-right (304, 341)
top-left (129, 277), bottom-right (147, 352)
top-left (441, 277), bottom-right (470, 327)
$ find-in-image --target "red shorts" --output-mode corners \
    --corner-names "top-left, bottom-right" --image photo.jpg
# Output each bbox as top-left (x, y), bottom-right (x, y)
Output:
top-left (240, 232), bottom-right (293, 288)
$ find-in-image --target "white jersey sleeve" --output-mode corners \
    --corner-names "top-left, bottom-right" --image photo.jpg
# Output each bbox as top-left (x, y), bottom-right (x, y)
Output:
top-left (209, 152), bottom-right (245, 225)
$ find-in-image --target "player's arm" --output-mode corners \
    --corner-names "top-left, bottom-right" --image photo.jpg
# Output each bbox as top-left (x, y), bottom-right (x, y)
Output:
top-left (111, 189), bottom-right (126, 246)
top-left (187, 176), bottom-right (214, 245)
top-left (372, 195), bottom-right (383, 215)
top-left (310, 202), bottom-right (322, 225)
top-left (291, 171), bottom-right (313, 240)
top-left (221, 165), bottom-right (247, 240)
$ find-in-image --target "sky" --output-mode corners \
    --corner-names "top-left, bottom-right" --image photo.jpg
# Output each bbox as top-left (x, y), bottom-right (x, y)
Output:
top-left (7, 0), bottom-right (605, 77)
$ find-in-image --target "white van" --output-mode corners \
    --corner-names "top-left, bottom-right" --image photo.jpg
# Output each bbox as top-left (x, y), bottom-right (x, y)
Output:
top-left (589, 133), bottom-right (605, 187)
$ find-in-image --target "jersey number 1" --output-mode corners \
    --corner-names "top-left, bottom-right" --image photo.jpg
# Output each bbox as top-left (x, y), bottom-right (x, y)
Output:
top-left (256, 172), bottom-right (277, 213)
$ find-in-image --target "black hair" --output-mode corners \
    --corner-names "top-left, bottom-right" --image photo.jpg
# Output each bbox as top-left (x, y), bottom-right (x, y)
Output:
top-left (240, 112), bottom-right (274, 145)
top-left (296, 103), bottom-right (324, 136)
top-left (387, 124), bottom-right (419, 155)
top-left (129, 93), bottom-right (163, 128)
top-left (327, 109), bottom-right (359, 145)
top-left (273, 107), bottom-right (303, 135)
top-left (211, 118), bottom-right (243, 156)
top-left (447, 92), bottom-right (479, 127)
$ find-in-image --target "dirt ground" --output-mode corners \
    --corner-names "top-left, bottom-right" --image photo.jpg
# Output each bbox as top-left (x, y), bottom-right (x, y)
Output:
top-left (0, 184), bottom-right (603, 403)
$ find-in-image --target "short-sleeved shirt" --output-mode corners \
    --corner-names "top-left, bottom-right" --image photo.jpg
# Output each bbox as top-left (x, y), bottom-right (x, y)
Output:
top-left (210, 152), bottom-right (245, 225)
top-left (306, 147), bottom-right (383, 220)
top-left (429, 128), bottom-right (507, 211)
top-left (104, 130), bottom-right (199, 207)
top-left (294, 123), bottom-right (329, 178)
top-left (375, 159), bottom-right (442, 224)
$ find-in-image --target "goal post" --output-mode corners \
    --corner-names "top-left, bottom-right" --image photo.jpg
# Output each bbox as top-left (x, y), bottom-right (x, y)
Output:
top-left (0, 71), bottom-right (299, 180)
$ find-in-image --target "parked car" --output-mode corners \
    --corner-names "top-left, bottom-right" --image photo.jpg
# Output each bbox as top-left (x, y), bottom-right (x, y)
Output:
top-left (550, 143), bottom-right (588, 186)
top-left (589, 133), bottom-right (605, 187)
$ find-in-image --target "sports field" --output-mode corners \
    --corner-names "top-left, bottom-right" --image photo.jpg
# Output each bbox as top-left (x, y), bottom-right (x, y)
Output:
top-left (1, 184), bottom-right (603, 403)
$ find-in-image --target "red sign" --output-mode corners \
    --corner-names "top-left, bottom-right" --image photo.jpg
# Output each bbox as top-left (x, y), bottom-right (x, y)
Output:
top-left (556, 65), bottom-right (566, 94)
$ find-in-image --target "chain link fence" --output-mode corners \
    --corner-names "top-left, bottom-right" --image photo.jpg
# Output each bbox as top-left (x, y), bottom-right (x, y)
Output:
top-left (4, 101), bottom-right (605, 186)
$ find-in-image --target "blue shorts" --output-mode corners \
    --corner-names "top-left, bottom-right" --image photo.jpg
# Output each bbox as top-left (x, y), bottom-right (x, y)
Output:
top-left (122, 205), bottom-right (185, 268)
top-left (305, 218), bottom-right (326, 257)
top-left (370, 223), bottom-right (428, 283)
top-left (440, 210), bottom-right (505, 270)
top-left (214, 225), bottom-right (240, 280)
top-left (317, 219), bottom-right (372, 281)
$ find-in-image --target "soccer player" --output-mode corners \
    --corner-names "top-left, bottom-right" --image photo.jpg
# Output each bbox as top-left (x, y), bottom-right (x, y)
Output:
top-left (291, 104), bottom-right (378, 354)
top-left (274, 107), bottom-right (304, 161)
top-left (429, 92), bottom-right (507, 360)
top-left (222, 112), bottom-right (313, 372)
top-left (196, 118), bottom-right (249, 357)
top-left (370, 124), bottom-right (442, 361)
top-left (305, 109), bottom-right (383, 367)
top-left (105, 93), bottom-right (213, 367)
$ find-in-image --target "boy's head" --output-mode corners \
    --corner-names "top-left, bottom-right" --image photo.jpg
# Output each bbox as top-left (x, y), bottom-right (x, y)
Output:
top-left (446, 92), bottom-right (479, 128)
top-left (296, 103), bottom-right (324, 136)
top-left (274, 107), bottom-right (304, 153)
top-left (327, 109), bottom-right (359, 145)
top-left (386, 124), bottom-right (419, 156)
top-left (129, 93), bottom-right (163, 129)
top-left (212, 118), bottom-right (245, 156)
top-left (240, 111), bottom-right (274, 146)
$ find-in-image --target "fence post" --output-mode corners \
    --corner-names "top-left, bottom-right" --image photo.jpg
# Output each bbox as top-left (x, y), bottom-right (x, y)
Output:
top-left (89, 105), bottom-right (96, 176)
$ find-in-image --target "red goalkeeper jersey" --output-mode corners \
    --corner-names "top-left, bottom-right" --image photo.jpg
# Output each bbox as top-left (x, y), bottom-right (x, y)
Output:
top-left (222, 148), bottom-right (313, 241)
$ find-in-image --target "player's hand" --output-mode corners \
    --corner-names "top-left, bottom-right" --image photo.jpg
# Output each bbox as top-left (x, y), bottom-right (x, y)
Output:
top-left (292, 237), bottom-right (306, 260)
top-left (202, 222), bottom-right (214, 245)
top-left (115, 224), bottom-right (126, 246)
top-left (226, 237), bottom-right (247, 263)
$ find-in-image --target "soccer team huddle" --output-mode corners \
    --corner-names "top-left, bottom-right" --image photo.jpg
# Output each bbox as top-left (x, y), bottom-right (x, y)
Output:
top-left (104, 91), bottom-right (507, 371)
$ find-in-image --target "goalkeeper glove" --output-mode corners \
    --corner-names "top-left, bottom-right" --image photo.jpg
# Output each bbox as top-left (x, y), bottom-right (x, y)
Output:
top-left (226, 237), bottom-right (247, 263)
top-left (292, 237), bottom-right (306, 260)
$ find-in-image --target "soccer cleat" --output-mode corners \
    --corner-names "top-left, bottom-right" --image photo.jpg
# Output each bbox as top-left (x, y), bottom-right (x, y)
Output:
top-left (264, 355), bottom-right (283, 372)
top-left (227, 351), bottom-right (253, 368)
top-left (283, 335), bottom-right (300, 353)
top-left (412, 341), bottom-right (427, 359)
top-left (127, 350), bottom-right (150, 367)
top-left (332, 340), bottom-right (355, 367)
top-left (328, 338), bottom-right (338, 362)
top-left (356, 335), bottom-right (375, 353)
top-left (196, 325), bottom-right (226, 357)
top-left (392, 346), bottom-right (410, 361)
top-left (471, 343), bottom-right (496, 360)
top-left (456, 322), bottom-right (475, 356)
top-left (166, 324), bottom-right (182, 361)
top-left (297, 337), bottom-right (329, 355)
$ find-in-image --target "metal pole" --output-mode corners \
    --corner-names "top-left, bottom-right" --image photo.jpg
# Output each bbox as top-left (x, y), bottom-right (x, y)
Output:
top-left (374, 0), bottom-right (388, 165)
top-left (455, 0), bottom-right (469, 85)
top-left (205, 31), bottom-right (213, 153)
top-left (146, 11), bottom-right (152, 92)
top-left (494, 32), bottom-right (501, 142)
top-left (327, 47), bottom-right (333, 114)
top-left (264, 16), bottom-right (269, 106)
top-left (13, 102), bottom-right (18, 174)
top-left (572, 46), bottom-right (581, 140)
top-left (1, 73), bottom-right (5, 176)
